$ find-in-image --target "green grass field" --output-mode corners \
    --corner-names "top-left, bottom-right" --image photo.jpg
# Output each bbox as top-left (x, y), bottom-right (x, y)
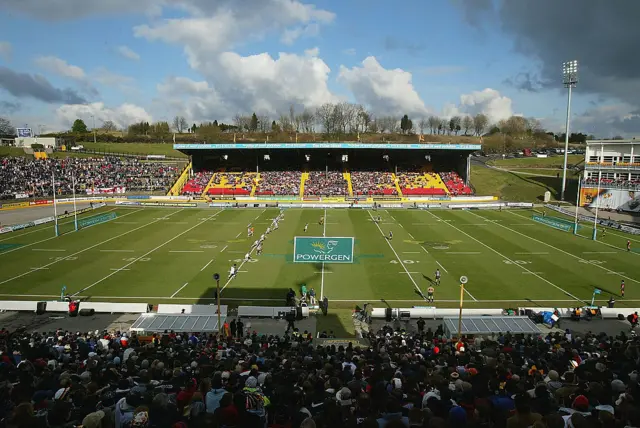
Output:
top-left (0, 206), bottom-right (638, 310)
top-left (488, 155), bottom-right (583, 168)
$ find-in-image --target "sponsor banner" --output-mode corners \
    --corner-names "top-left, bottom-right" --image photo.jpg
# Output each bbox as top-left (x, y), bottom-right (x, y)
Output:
top-left (127, 195), bottom-right (151, 200)
top-left (315, 338), bottom-right (369, 348)
top-left (11, 222), bottom-right (36, 231)
top-left (450, 196), bottom-right (495, 202)
top-left (294, 236), bottom-right (355, 264)
top-left (379, 204), bottom-right (403, 208)
top-left (116, 201), bottom-right (141, 206)
top-left (30, 199), bottom-right (54, 206)
top-left (33, 216), bottom-right (55, 225)
top-left (150, 195), bottom-right (191, 201)
top-left (506, 202), bottom-right (534, 208)
top-left (0, 227), bottom-right (13, 234)
top-left (546, 204), bottom-right (640, 235)
top-left (0, 202), bottom-right (30, 210)
top-left (449, 203), bottom-right (503, 209)
top-left (15, 193), bottom-right (29, 199)
top-left (580, 188), bottom-right (640, 213)
top-left (85, 186), bottom-right (126, 195)
top-left (350, 204), bottom-right (373, 209)
top-left (532, 215), bottom-right (574, 232)
top-left (140, 202), bottom-right (197, 207)
top-left (209, 203), bottom-right (233, 208)
top-left (174, 142), bottom-right (482, 151)
top-left (78, 212), bottom-right (117, 228)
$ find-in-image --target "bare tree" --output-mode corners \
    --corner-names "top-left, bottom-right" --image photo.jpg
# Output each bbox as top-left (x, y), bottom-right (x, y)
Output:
top-left (257, 115), bottom-right (270, 132)
top-left (0, 117), bottom-right (16, 135)
top-left (278, 113), bottom-right (293, 132)
top-left (356, 106), bottom-right (371, 133)
top-left (315, 103), bottom-right (334, 133)
top-left (172, 115), bottom-right (188, 133)
top-left (378, 116), bottom-right (398, 133)
top-left (461, 116), bottom-right (473, 135)
top-left (418, 118), bottom-right (428, 134)
top-left (525, 117), bottom-right (543, 135)
top-left (102, 120), bottom-right (117, 132)
top-left (427, 116), bottom-right (440, 134)
top-left (439, 118), bottom-right (448, 135)
top-left (233, 113), bottom-right (243, 130)
top-left (473, 113), bottom-right (489, 136)
top-left (298, 109), bottom-right (315, 133)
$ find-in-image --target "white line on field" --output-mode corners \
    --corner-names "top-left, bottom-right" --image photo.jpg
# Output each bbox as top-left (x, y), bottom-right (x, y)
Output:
top-left (515, 252), bottom-right (549, 255)
top-left (436, 261), bottom-right (448, 274)
top-left (32, 249), bottom-right (65, 252)
top-left (320, 207), bottom-right (327, 300)
top-left (583, 251), bottom-right (616, 254)
top-left (110, 268), bottom-right (130, 271)
top-left (0, 208), bottom-right (143, 256)
top-left (367, 210), bottom-right (423, 296)
top-left (399, 271), bottom-right (420, 274)
top-left (201, 259), bottom-right (214, 271)
top-left (403, 251), bottom-right (420, 254)
top-left (100, 249), bottom-right (134, 253)
top-left (315, 271), bottom-right (333, 274)
top-left (510, 224), bottom-right (535, 226)
top-left (421, 245), bottom-right (429, 255)
top-left (235, 232), bottom-right (242, 238)
top-left (169, 250), bottom-right (204, 253)
top-left (492, 210), bottom-right (640, 283)
top-left (460, 223), bottom-right (489, 226)
top-left (407, 232), bottom-right (415, 239)
top-left (607, 271), bottom-right (625, 275)
top-left (446, 251), bottom-right (481, 255)
top-left (69, 209), bottom-right (217, 296)
top-left (430, 210), bottom-right (584, 303)
top-left (522, 272), bottom-right (545, 274)
top-left (220, 245), bottom-right (228, 252)
top-left (0, 207), bottom-right (118, 243)
top-left (510, 210), bottom-right (640, 256)
top-left (30, 267), bottom-right (49, 270)
top-left (238, 270), bottom-right (248, 273)
top-left (171, 282), bottom-right (189, 298)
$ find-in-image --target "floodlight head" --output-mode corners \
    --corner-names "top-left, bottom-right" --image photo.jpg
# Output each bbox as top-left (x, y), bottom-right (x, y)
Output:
top-left (562, 60), bottom-right (579, 86)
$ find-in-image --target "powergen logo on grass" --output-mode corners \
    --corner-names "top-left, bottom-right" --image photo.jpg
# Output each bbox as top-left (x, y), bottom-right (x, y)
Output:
top-left (532, 215), bottom-right (578, 232)
top-left (294, 236), bottom-right (354, 263)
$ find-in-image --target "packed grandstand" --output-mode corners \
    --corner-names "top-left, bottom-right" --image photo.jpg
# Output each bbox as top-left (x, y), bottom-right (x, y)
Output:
top-left (0, 322), bottom-right (639, 428)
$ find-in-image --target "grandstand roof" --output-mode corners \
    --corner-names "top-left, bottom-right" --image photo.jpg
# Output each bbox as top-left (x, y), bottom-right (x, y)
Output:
top-left (174, 142), bottom-right (481, 151)
top-left (130, 313), bottom-right (226, 333)
top-left (442, 316), bottom-right (541, 337)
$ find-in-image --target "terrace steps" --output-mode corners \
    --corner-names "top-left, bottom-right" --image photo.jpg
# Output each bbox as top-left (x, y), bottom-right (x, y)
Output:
top-left (343, 172), bottom-right (353, 197)
top-left (167, 161), bottom-right (192, 196)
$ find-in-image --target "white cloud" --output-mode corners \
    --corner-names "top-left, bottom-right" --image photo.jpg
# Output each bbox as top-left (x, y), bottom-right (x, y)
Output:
top-left (56, 102), bottom-right (152, 130)
top-left (342, 48), bottom-right (356, 56)
top-left (420, 66), bottom-right (465, 76)
top-left (34, 56), bottom-right (86, 80)
top-left (458, 88), bottom-right (514, 123)
top-left (92, 67), bottom-right (135, 88)
top-left (0, 42), bottom-right (12, 61)
top-left (304, 47), bottom-right (319, 57)
top-left (3, 0), bottom-right (162, 21)
top-left (116, 45), bottom-right (140, 61)
top-left (132, 0), bottom-right (336, 119)
top-left (338, 56), bottom-right (428, 116)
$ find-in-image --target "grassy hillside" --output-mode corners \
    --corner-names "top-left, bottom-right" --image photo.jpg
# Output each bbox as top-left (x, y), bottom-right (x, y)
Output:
top-left (470, 165), bottom-right (579, 202)
top-left (488, 155), bottom-right (583, 168)
top-left (78, 142), bottom-right (189, 158)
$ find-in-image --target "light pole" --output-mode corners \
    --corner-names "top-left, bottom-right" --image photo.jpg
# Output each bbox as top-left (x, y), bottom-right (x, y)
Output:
top-left (213, 273), bottom-right (221, 333)
top-left (457, 276), bottom-right (468, 341)
top-left (90, 114), bottom-right (97, 144)
top-left (560, 60), bottom-right (578, 201)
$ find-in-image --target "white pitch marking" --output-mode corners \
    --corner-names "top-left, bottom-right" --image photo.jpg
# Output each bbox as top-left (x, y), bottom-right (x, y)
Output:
top-left (403, 251), bottom-right (420, 254)
top-left (71, 210), bottom-right (221, 296)
top-left (100, 249), bottom-right (134, 253)
top-left (220, 245), bottom-right (228, 252)
top-left (110, 268), bottom-right (131, 271)
top-left (30, 267), bottom-right (49, 270)
top-left (169, 250), bottom-right (204, 253)
top-left (235, 232), bottom-right (243, 238)
top-left (171, 282), bottom-right (189, 298)
top-left (0, 208), bottom-right (169, 278)
top-left (436, 261), bottom-right (448, 274)
top-left (515, 252), bottom-right (549, 255)
top-left (446, 251), bottom-right (481, 255)
top-left (32, 249), bottom-right (65, 252)
top-left (201, 259), bottom-right (214, 271)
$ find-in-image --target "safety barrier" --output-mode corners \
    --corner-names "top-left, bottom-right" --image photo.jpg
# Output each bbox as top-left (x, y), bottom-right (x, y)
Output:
top-left (238, 305), bottom-right (309, 318)
top-left (371, 307), bottom-right (504, 320)
top-left (157, 304), bottom-right (228, 316)
top-left (519, 307), bottom-right (640, 320)
top-left (0, 300), bottom-right (148, 314)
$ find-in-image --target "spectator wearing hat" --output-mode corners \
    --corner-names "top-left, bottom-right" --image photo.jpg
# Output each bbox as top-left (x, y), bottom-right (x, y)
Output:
top-left (508, 394), bottom-right (543, 428)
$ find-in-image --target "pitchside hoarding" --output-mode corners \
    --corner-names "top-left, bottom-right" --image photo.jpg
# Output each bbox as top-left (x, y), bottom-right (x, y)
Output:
top-left (293, 236), bottom-right (354, 264)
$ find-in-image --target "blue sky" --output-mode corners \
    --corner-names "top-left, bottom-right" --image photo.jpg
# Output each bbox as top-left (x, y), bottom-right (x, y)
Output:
top-left (1, 0), bottom-right (638, 137)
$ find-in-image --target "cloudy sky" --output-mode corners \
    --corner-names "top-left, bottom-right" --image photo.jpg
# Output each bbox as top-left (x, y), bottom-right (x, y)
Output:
top-left (0, 0), bottom-right (639, 137)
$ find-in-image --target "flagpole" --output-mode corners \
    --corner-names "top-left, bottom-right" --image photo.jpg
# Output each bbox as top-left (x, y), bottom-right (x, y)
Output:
top-left (52, 172), bottom-right (59, 237)
top-left (72, 171), bottom-right (78, 231)
top-left (573, 173), bottom-right (581, 235)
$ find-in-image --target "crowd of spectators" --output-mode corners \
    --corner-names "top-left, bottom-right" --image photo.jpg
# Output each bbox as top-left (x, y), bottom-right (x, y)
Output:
top-left (440, 172), bottom-right (473, 196)
top-left (305, 172), bottom-right (347, 196)
top-left (181, 171), bottom-right (213, 196)
top-left (350, 172), bottom-right (396, 196)
top-left (0, 157), bottom-right (181, 200)
top-left (0, 321), bottom-right (638, 428)
top-left (256, 171), bottom-right (301, 195)
top-left (212, 173), bottom-right (255, 192)
top-left (582, 178), bottom-right (640, 191)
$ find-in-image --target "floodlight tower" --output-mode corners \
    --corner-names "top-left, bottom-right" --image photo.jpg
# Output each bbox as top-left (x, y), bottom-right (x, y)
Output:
top-left (560, 60), bottom-right (578, 201)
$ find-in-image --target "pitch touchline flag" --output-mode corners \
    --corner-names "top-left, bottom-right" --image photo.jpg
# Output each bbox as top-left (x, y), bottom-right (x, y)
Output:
top-left (293, 236), bottom-right (354, 264)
